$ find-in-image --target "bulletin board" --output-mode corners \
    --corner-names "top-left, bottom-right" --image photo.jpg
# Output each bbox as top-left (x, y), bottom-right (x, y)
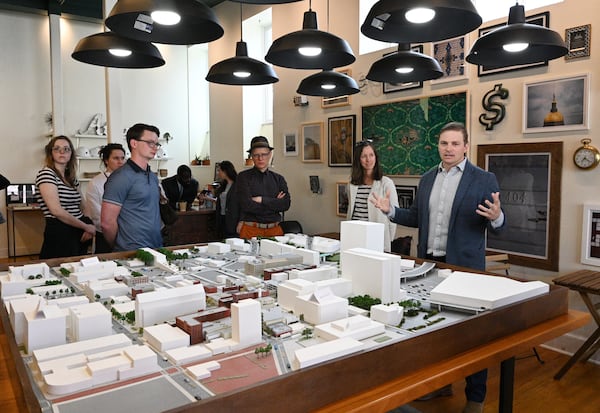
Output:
top-left (361, 91), bottom-right (467, 176)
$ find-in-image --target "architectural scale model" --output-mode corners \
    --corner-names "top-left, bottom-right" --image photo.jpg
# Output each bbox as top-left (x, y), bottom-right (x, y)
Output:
top-left (0, 221), bottom-right (550, 413)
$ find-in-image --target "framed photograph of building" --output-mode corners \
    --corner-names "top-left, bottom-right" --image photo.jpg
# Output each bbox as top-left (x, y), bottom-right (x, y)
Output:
top-left (336, 182), bottom-right (349, 217)
top-left (383, 45), bottom-right (424, 93)
top-left (565, 24), bottom-right (591, 60)
top-left (300, 121), bottom-right (324, 163)
top-left (477, 11), bottom-right (549, 77)
top-left (477, 142), bottom-right (563, 271)
top-left (328, 115), bottom-right (356, 167)
top-left (321, 68), bottom-right (352, 109)
top-left (283, 132), bottom-right (298, 157)
top-left (581, 203), bottom-right (600, 266)
top-left (395, 185), bottom-right (417, 209)
top-left (430, 35), bottom-right (468, 84)
top-left (523, 73), bottom-right (589, 133)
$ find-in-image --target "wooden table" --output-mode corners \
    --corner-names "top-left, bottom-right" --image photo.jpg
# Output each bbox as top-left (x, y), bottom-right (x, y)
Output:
top-left (553, 270), bottom-right (600, 380)
top-left (163, 208), bottom-right (218, 246)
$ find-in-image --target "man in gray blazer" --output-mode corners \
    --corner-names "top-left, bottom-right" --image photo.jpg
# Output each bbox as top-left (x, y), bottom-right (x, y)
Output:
top-left (371, 122), bottom-right (505, 413)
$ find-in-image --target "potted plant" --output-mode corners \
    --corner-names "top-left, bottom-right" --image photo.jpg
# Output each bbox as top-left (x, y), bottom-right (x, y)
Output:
top-left (201, 155), bottom-right (211, 166)
top-left (191, 154), bottom-right (201, 165)
top-left (245, 154), bottom-right (254, 166)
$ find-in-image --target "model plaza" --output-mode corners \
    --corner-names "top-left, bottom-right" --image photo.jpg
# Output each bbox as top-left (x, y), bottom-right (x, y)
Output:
top-left (0, 221), bottom-right (548, 412)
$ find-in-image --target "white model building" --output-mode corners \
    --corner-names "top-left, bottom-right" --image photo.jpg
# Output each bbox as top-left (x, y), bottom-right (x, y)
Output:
top-left (315, 314), bottom-right (385, 341)
top-left (143, 323), bottom-right (190, 351)
top-left (25, 304), bottom-right (66, 353)
top-left (277, 278), bottom-right (316, 312)
top-left (135, 284), bottom-right (206, 327)
top-left (186, 360), bottom-right (221, 380)
top-left (340, 221), bottom-right (384, 253)
top-left (370, 303), bottom-right (404, 326)
top-left (64, 258), bottom-right (118, 284)
top-left (83, 279), bottom-right (129, 300)
top-left (165, 344), bottom-right (212, 365)
top-left (430, 271), bottom-right (550, 310)
top-left (207, 241), bottom-right (231, 254)
top-left (68, 302), bottom-right (112, 341)
top-left (7, 295), bottom-right (44, 346)
top-left (295, 287), bottom-right (348, 325)
top-left (0, 262), bottom-right (51, 298)
top-left (231, 298), bottom-right (262, 350)
top-left (289, 266), bottom-right (337, 282)
top-left (291, 337), bottom-right (364, 370)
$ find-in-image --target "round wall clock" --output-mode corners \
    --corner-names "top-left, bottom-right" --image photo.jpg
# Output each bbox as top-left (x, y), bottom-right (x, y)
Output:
top-left (573, 138), bottom-right (600, 170)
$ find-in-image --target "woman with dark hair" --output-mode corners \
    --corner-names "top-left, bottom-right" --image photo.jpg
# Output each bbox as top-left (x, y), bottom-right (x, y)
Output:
top-left (36, 135), bottom-right (96, 258)
top-left (210, 160), bottom-right (240, 238)
top-left (347, 140), bottom-right (398, 252)
top-left (85, 143), bottom-right (126, 253)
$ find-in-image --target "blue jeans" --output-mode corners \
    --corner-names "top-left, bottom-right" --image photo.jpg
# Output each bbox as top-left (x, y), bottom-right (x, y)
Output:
top-left (465, 369), bottom-right (487, 403)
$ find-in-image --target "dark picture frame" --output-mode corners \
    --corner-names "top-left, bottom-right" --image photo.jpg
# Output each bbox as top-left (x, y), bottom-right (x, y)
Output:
top-left (477, 11), bottom-right (550, 77)
top-left (565, 24), bottom-right (591, 60)
top-left (477, 142), bottom-right (563, 271)
top-left (395, 185), bottom-right (417, 209)
top-left (328, 115), bottom-right (356, 167)
top-left (336, 182), bottom-right (349, 217)
top-left (382, 45), bottom-right (424, 93)
top-left (581, 203), bottom-right (600, 266)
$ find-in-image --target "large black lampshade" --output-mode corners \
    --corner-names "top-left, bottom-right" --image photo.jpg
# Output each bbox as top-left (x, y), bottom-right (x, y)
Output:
top-left (72, 32), bottom-right (165, 68)
top-left (105, 0), bottom-right (224, 45)
top-left (367, 44), bottom-right (443, 83)
top-left (361, 0), bottom-right (482, 43)
top-left (297, 70), bottom-right (359, 97)
top-left (266, 9), bottom-right (355, 70)
top-left (229, 0), bottom-right (302, 3)
top-left (206, 41), bottom-right (279, 85)
top-left (466, 4), bottom-right (567, 67)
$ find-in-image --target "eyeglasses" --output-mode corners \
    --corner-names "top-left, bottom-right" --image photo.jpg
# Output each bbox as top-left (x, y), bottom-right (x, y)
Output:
top-left (251, 152), bottom-right (270, 159)
top-left (355, 139), bottom-right (373, 147)
top-left (52, 146), bottom-right (71, 153)
top-left (137, 139), bottom-right (162, 149)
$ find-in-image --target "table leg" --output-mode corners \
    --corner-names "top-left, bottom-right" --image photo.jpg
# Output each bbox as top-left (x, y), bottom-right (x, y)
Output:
top-left (499, 357), bottom-right (515, 413)
top-left (554, 325), bottom-right (600, 380)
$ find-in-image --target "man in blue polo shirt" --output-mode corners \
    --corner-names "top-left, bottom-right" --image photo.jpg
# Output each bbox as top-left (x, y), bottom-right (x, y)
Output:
top-left (101, 123), bottom-right (163, 251)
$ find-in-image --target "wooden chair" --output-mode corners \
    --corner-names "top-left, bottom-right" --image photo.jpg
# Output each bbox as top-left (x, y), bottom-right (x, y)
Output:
top-left (486, 253), bottom-right (511, 276)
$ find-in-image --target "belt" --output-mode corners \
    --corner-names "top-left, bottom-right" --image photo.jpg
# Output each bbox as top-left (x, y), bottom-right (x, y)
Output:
top-left (241, 221), bottom-right (279, 229)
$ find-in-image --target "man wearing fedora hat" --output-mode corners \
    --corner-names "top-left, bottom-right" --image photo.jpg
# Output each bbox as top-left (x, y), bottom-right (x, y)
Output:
top-left (236, 136), bottom-right (290, 239)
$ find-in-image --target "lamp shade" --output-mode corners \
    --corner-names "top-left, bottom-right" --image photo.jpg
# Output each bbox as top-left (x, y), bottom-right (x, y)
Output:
top-left (206, 41), bottom-right (279, 85)
top-left (266, 10), bottom-right (355, 70)
top-left (367, 44), bottom-right (443, 83)
top-left (297, 70), bottom-right (359, 97)
top-left (361, 0), bottom-right (482, 43)
top-left (466, 4), bottom-right (567, 67)
top-left (229, 0), bottom-right (302, 3)
top-left (71, 32), bottom-right (165, 68)
top-left (105, 0), bottom-right (224, 45)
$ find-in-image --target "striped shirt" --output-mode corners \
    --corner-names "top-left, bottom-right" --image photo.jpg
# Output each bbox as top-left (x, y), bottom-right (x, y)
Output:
top-left (35, 167), bottom-right (83, 219)
top-left (351, 185), bottom-right (371, 221)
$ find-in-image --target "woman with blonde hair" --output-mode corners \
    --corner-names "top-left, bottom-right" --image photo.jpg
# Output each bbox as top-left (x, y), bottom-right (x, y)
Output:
top-left (36, 135), bottom-right (95, 258)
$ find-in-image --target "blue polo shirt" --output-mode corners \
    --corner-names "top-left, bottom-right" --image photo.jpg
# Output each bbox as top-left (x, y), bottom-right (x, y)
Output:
top-left (103, 159), bottom-right (162, 251)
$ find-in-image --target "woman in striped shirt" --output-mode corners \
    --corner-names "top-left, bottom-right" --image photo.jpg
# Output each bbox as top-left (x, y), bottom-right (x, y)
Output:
top-left (347, 140), bottom-right (398, 252)
top-left (36, 136), bottom-right (95, 258)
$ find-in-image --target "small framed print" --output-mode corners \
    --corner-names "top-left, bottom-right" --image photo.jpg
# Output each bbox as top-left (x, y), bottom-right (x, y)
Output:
top-left (395, 185), bottom-right (417, 209)
top-left (565, 24), bottom-right (591, 60)
top-left (336, 181), bottom-right (349, 217)
top-left (581, 203), bottom-right (600, 266)
top-left (321, 68), bottom-right (352, 109)
top-left (300, 121), bottom-right (324, 163)
top-left (430, 35), bottom-right (468, 84)
top-left (383, 45), bottom-right (424, 93)
top-left (283, 132), bottom-right (298, 157)
top-left (328, 115), bottom-right (356, 167)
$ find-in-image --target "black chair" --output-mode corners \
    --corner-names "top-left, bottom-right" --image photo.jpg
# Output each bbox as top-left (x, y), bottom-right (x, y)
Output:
top-left (280, 220), bottom-right (303, 234)
top-left (391, 236), bottom-right (412, 255)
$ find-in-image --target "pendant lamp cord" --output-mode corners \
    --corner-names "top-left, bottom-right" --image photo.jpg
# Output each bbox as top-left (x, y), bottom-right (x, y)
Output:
top-left (239, 2), bottom-right (243, 41)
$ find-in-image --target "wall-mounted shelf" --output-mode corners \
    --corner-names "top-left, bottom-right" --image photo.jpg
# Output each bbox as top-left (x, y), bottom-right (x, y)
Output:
top-left (74, 134), bottom-right (107, 139)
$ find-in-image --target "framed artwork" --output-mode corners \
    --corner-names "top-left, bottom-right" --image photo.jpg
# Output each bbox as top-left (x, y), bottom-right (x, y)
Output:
top-left (477, 142), bottom-right (563, 271)
top-left (328, 115), bottom-right (356, 167)
top-left (395, 185), bottom-right (417, 209)
top-left (477, 11), bottom-right (549, 77)
top-left (321, 68), bottom-right (352, 108)
top-left (300, 121), bottom-right (324, 163)
top-left (383, 45), bottom-right (424, 93)
top-left (431, 35), bottom-right (468, 84)
top-left (336, 182), bottom-right (349, 217)
top-left (522, 73), bottom-right (589, 133)
top-left (283, 132), bottom-right (298, 157)
top-left (565, 24), bottom-right (591, 60)
top-left (581, 203), bottom-right (600, 266)
top-left (362, 91), bottom-right (467, 176)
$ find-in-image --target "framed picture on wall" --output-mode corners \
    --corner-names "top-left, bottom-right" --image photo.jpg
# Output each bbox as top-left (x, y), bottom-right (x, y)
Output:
top-left (336, 182), bottom-right (349, 217)
top-left (477, 11), bottom-right (550, 77)
top-left (300, 121), bottom-right (324, 163)
top-left (321, 68), bottom-right (352, 108)
top-left (395, 185), bottom-right (417, 209)
top-left (581, 203), bottom-right (600, 266)
top-left (328, 115), bottom-right (356, 167)
top-left (283, 132), bottom-right (298, 156)
top-left (382, 45), bottom-right (424, 93)
top-left (522, 73), bottom-right (589, 133)
top-left (565, 24), bottom-right (591, 60)
top-left (430, 35), bottom-right (468, 84)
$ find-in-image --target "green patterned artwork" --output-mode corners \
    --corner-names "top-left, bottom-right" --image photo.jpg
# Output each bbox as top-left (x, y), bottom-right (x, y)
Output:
top-left (362, 92), bottom-right (467, 176)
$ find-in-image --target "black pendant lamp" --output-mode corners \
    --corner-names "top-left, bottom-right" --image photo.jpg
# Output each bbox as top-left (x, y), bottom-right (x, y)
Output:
top-left (229, 0), bottom-right (302, 3)
top-left (105, 0), bottom-right (224, 45)
top-left (72, 32), bottom-right (165, 69)
top-left (266, 0), bottom-right (355, 70)
top-left (367, 44), bottom-right (443, 83)
top-left (206, 4), bottom-right (278, 85)
top-left (361, 0), bottom-right (482, 43)
top-left (466, 3), bottom-right (567, 67)
top-left (297, 70), bottom-right (359, 98)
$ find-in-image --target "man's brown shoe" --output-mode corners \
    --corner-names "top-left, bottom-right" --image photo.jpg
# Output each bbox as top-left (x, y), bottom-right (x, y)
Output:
top-left (462, 401), bottom-right (484, 413)
top-left (415, 384), bottom-right (453, 401)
